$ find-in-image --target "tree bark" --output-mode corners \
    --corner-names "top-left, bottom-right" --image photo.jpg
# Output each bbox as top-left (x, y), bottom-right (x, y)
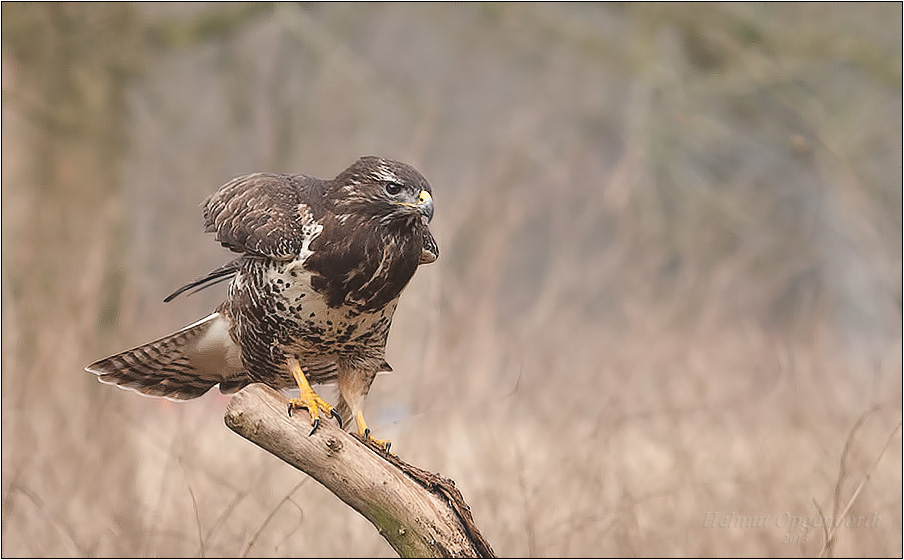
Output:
top-left (224, 383), bottom-right (495, 558)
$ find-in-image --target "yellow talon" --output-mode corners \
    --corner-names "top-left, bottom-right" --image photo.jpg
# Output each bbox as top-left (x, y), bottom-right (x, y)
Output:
top-left (355, 410), bottom-right (391, 452)
top-left (287, 358), bottom-right (335, 435)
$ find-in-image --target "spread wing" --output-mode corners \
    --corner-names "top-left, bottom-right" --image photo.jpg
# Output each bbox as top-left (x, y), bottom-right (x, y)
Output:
top-left (202, 172), bottom-right (324, 260)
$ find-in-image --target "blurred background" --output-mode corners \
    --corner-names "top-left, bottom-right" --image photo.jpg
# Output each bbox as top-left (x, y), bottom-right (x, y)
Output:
top-left (2, 3), bottom-right (901, 557)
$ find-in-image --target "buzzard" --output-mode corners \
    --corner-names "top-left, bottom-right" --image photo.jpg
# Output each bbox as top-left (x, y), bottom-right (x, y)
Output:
top-left (85, 156), bottom-right (438, 450)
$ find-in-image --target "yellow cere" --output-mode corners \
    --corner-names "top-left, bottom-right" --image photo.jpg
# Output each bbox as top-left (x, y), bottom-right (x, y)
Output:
top-left (397, 190), bottom-right (432, 207)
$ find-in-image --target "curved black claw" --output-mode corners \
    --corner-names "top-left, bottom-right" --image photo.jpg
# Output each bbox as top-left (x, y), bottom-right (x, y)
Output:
top-left (361, 428), bottom-right (390, 453)
top-left (309, 418), bottom-right (320, 436)
top-left (333, 412), bottom-right (343, 430)
top-left (287, 403), bottom-right (294, 417)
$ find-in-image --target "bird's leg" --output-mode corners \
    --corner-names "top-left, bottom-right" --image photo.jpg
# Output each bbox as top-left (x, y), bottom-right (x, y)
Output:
top-left (286, 357), bottom-right (338, 435)
top-left (338, 368), bottom-right (390, 452)
top-left (354, 410), bottom-right (391, 453)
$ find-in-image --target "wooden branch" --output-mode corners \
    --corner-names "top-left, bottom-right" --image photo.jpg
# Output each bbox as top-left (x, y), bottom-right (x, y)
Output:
top-left (224, 384), bottom-right (495, 558)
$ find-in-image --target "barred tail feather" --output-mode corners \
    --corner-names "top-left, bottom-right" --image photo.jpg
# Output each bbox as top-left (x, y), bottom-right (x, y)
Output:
top-left (86, 313), bottom-right (249, 400)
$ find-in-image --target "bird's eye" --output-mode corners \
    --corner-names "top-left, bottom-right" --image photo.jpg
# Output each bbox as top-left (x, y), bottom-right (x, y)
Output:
top-left (385, 182), bottom-right (403, 196)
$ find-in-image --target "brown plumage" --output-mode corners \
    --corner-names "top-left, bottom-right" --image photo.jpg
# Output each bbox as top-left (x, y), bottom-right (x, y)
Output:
top-left (86, 156), bottom-right (437, 442)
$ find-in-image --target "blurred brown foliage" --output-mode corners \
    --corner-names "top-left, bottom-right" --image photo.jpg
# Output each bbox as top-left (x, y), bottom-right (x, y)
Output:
top-left (2, 3), bottom-right (901, 557)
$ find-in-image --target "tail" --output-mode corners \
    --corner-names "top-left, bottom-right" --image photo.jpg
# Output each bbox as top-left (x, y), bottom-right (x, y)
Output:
top-left (86, 313), bottom-right (250, 400)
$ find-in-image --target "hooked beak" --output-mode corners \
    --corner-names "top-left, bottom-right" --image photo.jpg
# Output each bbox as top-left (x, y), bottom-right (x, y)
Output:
top-left (416, 190), bottom-right (434, 223)
top-left (395, 189), bottom-right (434, 223)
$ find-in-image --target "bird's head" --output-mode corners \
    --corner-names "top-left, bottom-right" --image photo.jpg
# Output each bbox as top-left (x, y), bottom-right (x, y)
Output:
top-left (330, 156), bottom-right (434, 226)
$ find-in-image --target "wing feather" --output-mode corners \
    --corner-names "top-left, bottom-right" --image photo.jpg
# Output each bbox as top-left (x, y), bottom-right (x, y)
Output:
top-left (421, 227), bottom-right (439, 264)
top-left (202, 172), bottom-right (325, 260)
top-left (163, 257), bottom-right (244, 302)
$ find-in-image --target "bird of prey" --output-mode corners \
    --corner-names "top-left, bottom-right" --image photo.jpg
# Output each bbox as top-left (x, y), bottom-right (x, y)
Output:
top-left (85, 156), bottom-right (438, 450)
